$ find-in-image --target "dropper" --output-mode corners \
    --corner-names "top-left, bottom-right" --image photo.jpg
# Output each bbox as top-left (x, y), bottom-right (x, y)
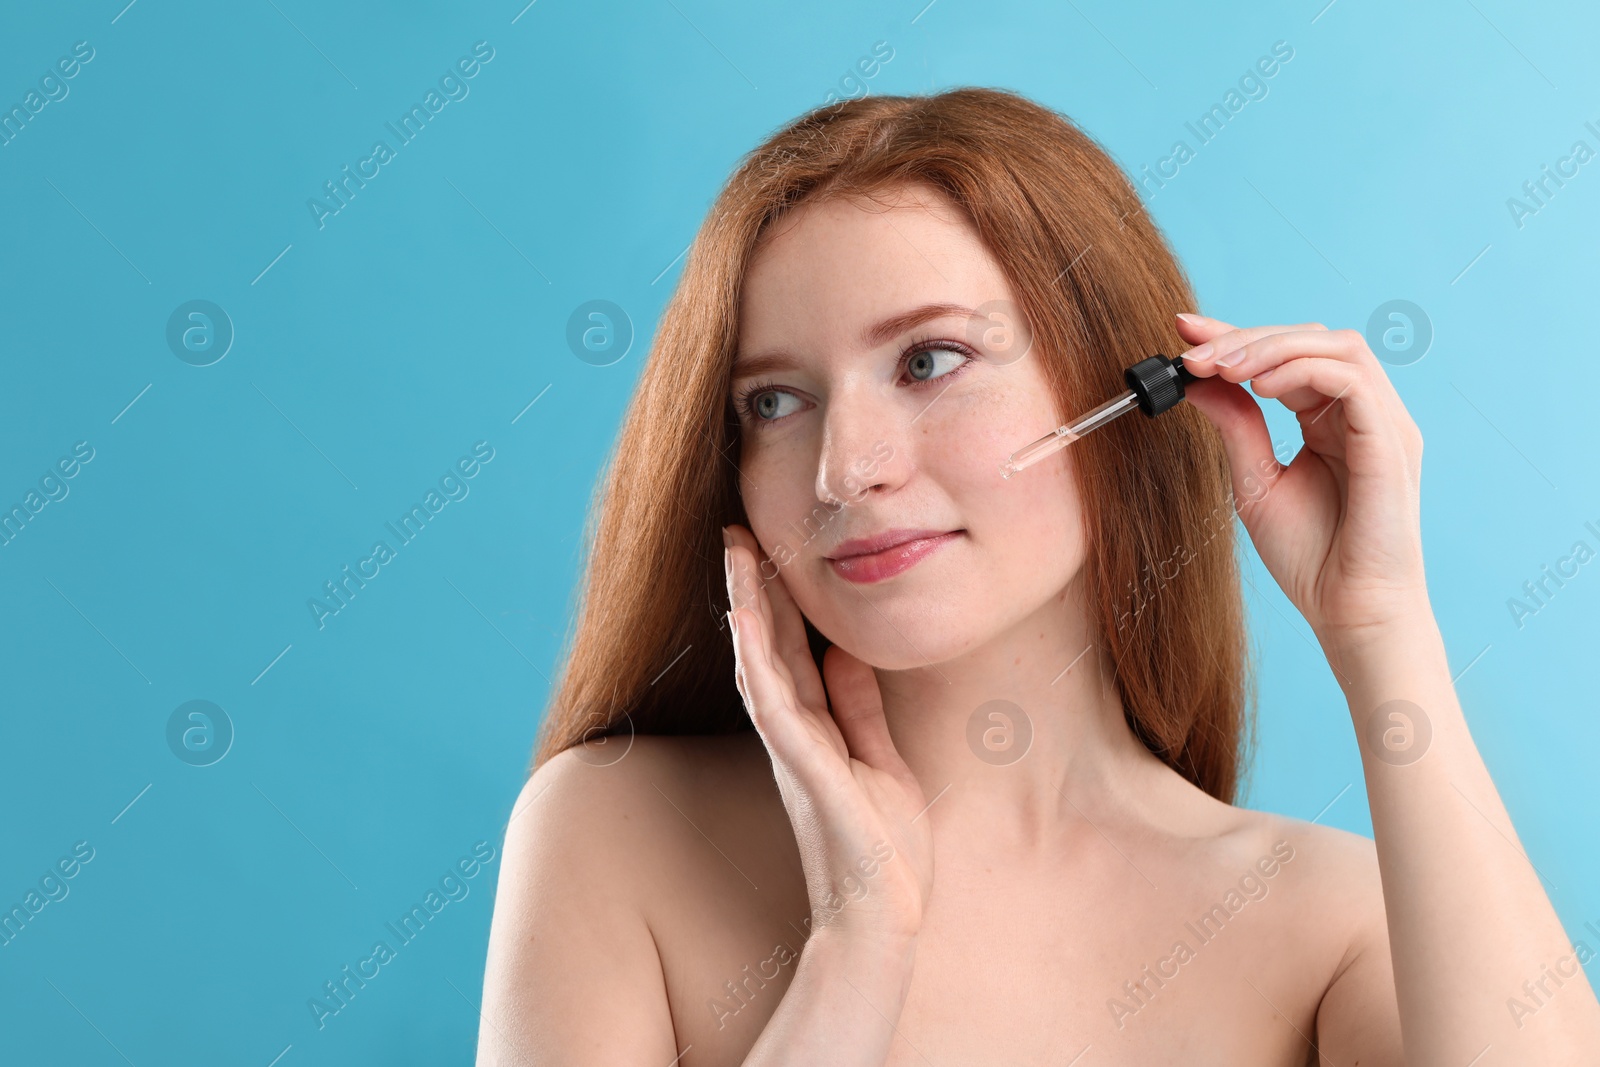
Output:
top-left (1000, 353), bottom-right (1198, 478)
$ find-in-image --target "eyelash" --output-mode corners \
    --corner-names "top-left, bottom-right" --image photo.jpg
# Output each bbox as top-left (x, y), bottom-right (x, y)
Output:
top-left (732, 335), bottom-right (978, 426)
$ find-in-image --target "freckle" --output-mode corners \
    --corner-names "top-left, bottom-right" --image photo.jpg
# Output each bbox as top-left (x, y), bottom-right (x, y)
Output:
top-left (1014, 656), bottom-right (1021, 666)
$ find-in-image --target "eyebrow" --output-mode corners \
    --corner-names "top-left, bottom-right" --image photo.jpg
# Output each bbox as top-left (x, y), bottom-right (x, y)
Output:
top-left (731, 302), bottom-right (977, 380)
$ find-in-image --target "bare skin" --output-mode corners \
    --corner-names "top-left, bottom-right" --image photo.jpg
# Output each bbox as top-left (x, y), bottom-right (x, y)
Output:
top-left (487, 729), bottom-right (1392, 1066)
top-left (477, 184), bottom-right (1599, 1065)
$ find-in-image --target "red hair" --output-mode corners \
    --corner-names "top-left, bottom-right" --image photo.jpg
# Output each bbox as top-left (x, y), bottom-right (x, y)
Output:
top-left (532, 87), bottom-right (1256, 803)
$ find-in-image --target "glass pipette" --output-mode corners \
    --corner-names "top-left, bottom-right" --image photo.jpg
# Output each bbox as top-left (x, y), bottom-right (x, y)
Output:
top-left (1000, 353), bottom-right (1198, 479)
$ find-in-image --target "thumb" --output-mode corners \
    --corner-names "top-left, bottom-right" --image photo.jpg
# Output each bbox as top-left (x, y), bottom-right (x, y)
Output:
top-left (822, 646), bottom-right (910, 780)
top-left (1180, 372), bottom-right (1286, 521)
top-left (1173, 312), bottom-right (1289, 517)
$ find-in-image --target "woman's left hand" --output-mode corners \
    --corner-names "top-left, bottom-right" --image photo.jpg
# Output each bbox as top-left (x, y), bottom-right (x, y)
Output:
top-left (1174, 313), bottom-right (1431, 652)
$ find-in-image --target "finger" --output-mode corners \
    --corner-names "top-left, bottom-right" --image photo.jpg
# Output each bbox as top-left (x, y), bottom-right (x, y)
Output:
top-left (1174, 312), bottom-right (1239, 348)
top-left (1180, 321), bottom-right (1330, 374)
top-left (1195, 328), bottom-right (1347, 382)
top-left (756, 568), bottom-right (831, 714)
top-left (822, 645), bottom-right (912, 784)
top-left (729, 606), bottom-right (794, 738)
top-left (732, 534), bottom-right (812, 684)
top-left (727, 541), bottom-right (807, 709)
top-left (738, 606), bottom-right (849, 768)
top-left (726, 524), bottom-right (829, 712)
top-left (1197, 332), bottom-right (1395, 436)
top-left (1199, 327), bottom-right (1367, 378)
top-left (726, 540), bottom-right (795, 698)
top-left (728, 543), bottom-right (778, 661)
top-left (726, 539), bottom-right (855, 761)
top-left (1246, 354), bottom-right (1398, 443)
top-left (722, 532), bottom-right (763, 625)
top-left (1177, 312), bottom-right (1296, 352)
top-left (727, 606), bottom-right (753, 712)
top-left (1235, 329), bottom-right (1410, 426)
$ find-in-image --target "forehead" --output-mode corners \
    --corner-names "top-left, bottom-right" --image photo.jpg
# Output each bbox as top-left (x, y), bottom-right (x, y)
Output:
top-left (737, 184), bottom-right (1006, 353)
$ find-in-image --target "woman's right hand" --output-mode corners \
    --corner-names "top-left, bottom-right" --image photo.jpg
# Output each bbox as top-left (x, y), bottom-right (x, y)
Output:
top-left (724, 523), bottom-right (935, 948)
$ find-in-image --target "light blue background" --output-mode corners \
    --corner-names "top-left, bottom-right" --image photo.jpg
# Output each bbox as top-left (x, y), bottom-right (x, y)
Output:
top-left (2, 0), bottom-right (1596, 1062)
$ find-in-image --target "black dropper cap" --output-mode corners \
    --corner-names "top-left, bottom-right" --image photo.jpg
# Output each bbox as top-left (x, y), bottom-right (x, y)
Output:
top-left (1124, 353), bottom-right (1197, 418)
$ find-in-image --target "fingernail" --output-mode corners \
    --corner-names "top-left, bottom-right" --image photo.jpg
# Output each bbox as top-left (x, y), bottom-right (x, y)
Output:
top-left (727, 609), bottom-right (740, 640)
top-left (723, 546), bottom-right (732, 585)
top-left (1176, 312), bottom-right (1207, 325)
top-left (1184, 341), bottom-right (1214, 363)
top-left (721, 525), bottom-right (732, 548)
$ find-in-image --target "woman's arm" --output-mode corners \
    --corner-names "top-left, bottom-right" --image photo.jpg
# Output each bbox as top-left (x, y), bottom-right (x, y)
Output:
top-left (742, 928), bottom-right (920, 1065)
top-left (1173, 312), bottom-right (1600, 1064)
top-left (476, 757), bottom-right (681, 1066)
top-left (476, 743), bottom-right (923, 1067)
top-left (1323, 605), bottom-right (1600, 1063)
top-left (476, 530), bottom-right (935, 1066)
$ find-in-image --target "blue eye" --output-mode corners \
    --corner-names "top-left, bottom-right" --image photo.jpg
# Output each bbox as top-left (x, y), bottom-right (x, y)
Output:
top-left (745, 387), bottom-right (803, 422)
top-left (734, 337), bottom-right (975, 430)
top-left (905, 343), bottom-right (970, 382)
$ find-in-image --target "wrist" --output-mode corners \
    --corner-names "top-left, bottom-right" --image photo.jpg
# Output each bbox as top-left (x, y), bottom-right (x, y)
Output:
top-left (1319, 608), bottom-right (1452, 710)
top-left (805, 920), bottom-right (920, 963)
top-left (1318, 598), bottom-right (1441, 669)
top-left (799, 921), bottom-right (919, 1014)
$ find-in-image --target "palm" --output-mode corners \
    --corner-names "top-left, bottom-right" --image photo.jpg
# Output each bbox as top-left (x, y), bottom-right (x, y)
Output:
top-left (725, 525), bottom-right (935, 937)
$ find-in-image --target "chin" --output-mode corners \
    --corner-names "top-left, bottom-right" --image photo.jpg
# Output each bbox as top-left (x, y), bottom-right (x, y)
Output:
top-left (825, 628), bottom-right (970, 672)
top-left (806, 590), bottom-right (987, 672)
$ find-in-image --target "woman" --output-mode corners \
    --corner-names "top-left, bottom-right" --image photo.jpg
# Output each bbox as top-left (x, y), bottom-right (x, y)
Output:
top-left (476, 88), bottom-right (1599, 1064)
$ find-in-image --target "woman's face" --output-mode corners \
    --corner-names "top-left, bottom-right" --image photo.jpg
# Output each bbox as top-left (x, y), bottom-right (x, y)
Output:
top-left (732, 182), bottom-right (1089, 670)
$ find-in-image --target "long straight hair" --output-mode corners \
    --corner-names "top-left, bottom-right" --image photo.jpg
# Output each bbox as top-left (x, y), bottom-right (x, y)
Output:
top-left (532, 87), bottom-right (1255, 803)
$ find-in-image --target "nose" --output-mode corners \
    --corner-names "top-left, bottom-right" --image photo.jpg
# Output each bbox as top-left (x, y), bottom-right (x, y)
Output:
top-left (814, 388), bottom-right (907, 507)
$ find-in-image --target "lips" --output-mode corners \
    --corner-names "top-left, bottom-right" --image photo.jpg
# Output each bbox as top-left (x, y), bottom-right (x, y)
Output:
top-left (827, 528), bottom-right (963, 584)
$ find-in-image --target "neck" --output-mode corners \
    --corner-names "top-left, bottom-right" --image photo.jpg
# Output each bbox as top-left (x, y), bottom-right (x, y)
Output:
top-left (872, 580), bottom-right (1167, 856)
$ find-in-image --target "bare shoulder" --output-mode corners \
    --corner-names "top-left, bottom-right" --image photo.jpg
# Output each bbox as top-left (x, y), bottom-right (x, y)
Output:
top-left (1262, 811), bottom-right (1383, 917)
top-left (525, 729), bottom-right (782, 849)
top-left (1211, 805), bottom-right (1402, 1062)
top-left (509, 728), bottom-right (779, 843)
top-left (1249, 806), bottom-right (1378, 875)
top-left (1242, 808), bottom-right (1405, 1058)
top-left (477, 731), bottom-right (779, 1066)
top-left (1257, 811), bottom-right (1393, 987)
top-left (1150, 764), bottom-right (1385, 911)
top-left (495, 729), bottom-right (783, 908)
top-left (1213, 802), bottom-right (1386, 926)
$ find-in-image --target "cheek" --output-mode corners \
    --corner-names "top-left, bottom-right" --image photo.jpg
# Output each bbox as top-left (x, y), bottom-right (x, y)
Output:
top-left (917, 363), bottom-right (1062, 480)
top-left (738, 449), bottom-right (820, 566)
top-left (969, 448), bottom-right (1082, 548)
top-left (738, 431), bottom-right (794, 501)
top-left (913, 407), bottom-right (1086, 575)
top-left (915, 384), bottom-right (1065, 514)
